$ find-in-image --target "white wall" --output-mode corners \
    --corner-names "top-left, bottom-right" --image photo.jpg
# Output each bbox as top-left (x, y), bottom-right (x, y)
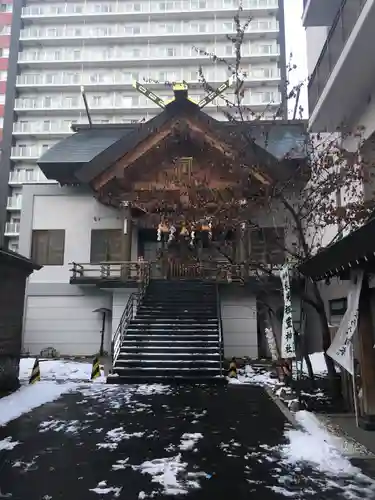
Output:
top-left (23, 189), bottom-right (139, 283)
top-left (220, 287), bottom-right (258, 358)
top-left (23, 291), bottom-right (112, 356)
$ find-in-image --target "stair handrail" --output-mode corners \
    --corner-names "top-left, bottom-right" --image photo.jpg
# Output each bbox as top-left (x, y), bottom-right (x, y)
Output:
top-left (137, 260), bottom-right (150, 306)
top-left (111, 262), bottom-right (151, 368)
top-left (215, 284), bottom-right (225, 377)
top-left (111, 292), bottom-right (137, 367)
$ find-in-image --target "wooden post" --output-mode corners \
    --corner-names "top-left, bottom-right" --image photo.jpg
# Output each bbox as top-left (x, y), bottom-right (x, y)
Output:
top-left (358, 276), bottom-right (375, 430)
top-left (121, 203), bottom-right (133, 279)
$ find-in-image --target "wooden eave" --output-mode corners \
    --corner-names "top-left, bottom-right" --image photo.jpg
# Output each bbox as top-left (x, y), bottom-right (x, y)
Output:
top-left (91, 115), bottom-right (273, 193)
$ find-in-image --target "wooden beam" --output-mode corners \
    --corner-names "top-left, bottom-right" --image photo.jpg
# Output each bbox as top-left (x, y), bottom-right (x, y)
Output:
top-left (92, 121), bottom-right (176, 191)
top-left (185, 118), bottom-right (271, 186)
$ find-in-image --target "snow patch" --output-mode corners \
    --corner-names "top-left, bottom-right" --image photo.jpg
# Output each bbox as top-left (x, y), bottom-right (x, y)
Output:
top-left (179, 433), bottom-right (203, 451)
top-left (0, 437), bottom-right (20, 451)
top-left (228, 364), bottom-right (278, 387)
top-left (282, 411), bottom-right (367, 476)
top-left (89, 480), bottom-right (122, 497)
top-left (134, 454), bottom-right (203, 496)
top-left (19, 358), bottom-right (106, 382)
top-left (0, 381), bottom-right (77, 427)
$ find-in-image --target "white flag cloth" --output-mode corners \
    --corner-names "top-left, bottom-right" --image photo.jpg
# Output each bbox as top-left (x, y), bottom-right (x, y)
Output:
top-left (280, 264), bottom-right (296, 359)
top-left (327, 269), bottom-right (364, 374)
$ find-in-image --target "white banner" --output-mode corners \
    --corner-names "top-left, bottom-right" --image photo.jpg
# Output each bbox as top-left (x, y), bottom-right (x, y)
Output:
top-left (327, 269), bottom-right (364, 374)
top-left (280, 264), bottom-right (296, 359)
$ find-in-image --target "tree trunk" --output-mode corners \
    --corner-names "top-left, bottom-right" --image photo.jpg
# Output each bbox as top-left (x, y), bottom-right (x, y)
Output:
top-left (311, 281), bottom-right (342, 400)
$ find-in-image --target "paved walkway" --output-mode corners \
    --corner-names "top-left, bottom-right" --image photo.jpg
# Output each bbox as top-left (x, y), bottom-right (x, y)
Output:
top-left (0, 384), bottom-right (374, 499)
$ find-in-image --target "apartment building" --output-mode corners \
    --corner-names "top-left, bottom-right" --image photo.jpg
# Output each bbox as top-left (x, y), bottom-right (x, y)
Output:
top-left (305, 0), bottom-right (375, 140)
top-left (0, 0), bottom-right (12, 141)
top-left (0, 0), bottom-right (286, 253)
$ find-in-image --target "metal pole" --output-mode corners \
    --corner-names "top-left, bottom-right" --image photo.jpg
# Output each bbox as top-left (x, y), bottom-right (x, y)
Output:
top-left (80, 86), bottom-right (92, 127)
top-left (351, 342), bottom-right (360, 428)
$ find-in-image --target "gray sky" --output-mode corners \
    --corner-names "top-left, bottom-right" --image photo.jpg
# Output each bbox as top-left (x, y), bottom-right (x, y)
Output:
top-left (284, 0), bottom-right (308, 117)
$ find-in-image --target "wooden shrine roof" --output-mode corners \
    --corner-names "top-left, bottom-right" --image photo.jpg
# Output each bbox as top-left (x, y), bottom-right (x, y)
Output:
top-left (38, 96), bottom-right (308, 188)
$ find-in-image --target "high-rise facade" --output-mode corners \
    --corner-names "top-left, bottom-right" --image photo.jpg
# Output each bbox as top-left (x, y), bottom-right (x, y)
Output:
top-left (0, 0), bottom-right (286, 253)
top-left (0, 0), bottom-right (13, 141)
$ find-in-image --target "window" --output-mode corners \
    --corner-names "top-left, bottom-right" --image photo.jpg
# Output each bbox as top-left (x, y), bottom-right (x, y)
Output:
top-left (0, 71), bottom-right (7, 80)
top-left (43, 96), bottom-right (52, 108)
top-left (225, 45), bottom-right (233, 56)
top-left (250, 227), bottom-right (284, 265)
top-left (90, 229), bottom-right (122, 263)
top-left (0, 48), bottom-right (9, 57)
top-left (31, 230), bottom-right (65, 266)
top-left (132, 48), bottom-right (141, 58)
top-left (73, 49), bottom-right (81, 60)
top-left (25, 168), bottom-right (34, 181)
top-left (329, 299), bottom-right (347, 326)
top-left (92, 95), bottom-right (102, 106)
top-left (0, 94), bottom-right (5, 104)
top-left (166, 47), bottom-right (176, 57)
top-left (43, 120), bottom-right (51, 131)
top-left (0, 3), bottom-right (12, 12)
top-left (54, 50), bottom-right (61, 60)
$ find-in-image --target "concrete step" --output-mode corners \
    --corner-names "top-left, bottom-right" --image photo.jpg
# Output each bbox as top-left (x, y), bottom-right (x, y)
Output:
top-left (115, 359), bottom-right (221, 368)
top-left (111, 366), bottom-right (222, 378)
top-left (120, 345), bottom-right (220, 353)
top-left (118, 352), bottom-right (221, 360)
top-left (106, 374), bottom-right (227, 385)
top-left (131, 318), bottom-right (218, 324)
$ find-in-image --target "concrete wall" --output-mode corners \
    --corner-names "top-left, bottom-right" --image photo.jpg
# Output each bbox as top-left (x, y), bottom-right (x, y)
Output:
top-left (23, 288), bottom-right (112, 356)
top-left (219, 286), bottom-right (258, 358)
top-left (19, 184), bottom-right (138, 284)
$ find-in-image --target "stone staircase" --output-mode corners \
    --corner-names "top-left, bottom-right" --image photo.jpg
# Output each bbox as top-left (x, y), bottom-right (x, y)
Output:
top-left (107, 280), bottom-right (226, 384)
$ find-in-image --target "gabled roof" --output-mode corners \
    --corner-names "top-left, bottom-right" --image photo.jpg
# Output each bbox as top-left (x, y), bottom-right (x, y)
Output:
top-left (38, 97), bottom-right (308, 187)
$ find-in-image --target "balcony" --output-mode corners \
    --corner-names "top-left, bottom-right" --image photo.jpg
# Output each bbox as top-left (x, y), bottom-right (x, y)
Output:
top-left (20, 20), bottom-right (279, 46)
top-left (4, 222), bottom-right (20, 236)
top-left (16, 69), bottom-right (281, 91)
top-left (6, 197), bottom-right (22, 210)
top-left (14, 92), bottom-right (282, 115)
top-left (18, 47), bottom-right (281, 69)
top-left (302, 0), bottom-right (342, 27)
top-left (10, 146), bottom-right (48, 160)
top-left (308, 0), bottom-right (375, 132)
top-left (8, 170), bottom-right (57, 185)
top-left (13, 122), bottom-right (73, 137)
top-left (21, 0), bottom-right (279, 23)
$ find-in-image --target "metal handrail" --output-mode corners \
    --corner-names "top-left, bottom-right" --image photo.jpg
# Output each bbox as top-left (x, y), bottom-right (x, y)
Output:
top-left (111, 292), bottom-right (137, 366)
top-left (215, 284), bottom-right (225, 377)
top-left (111, 262), bottom-right (151, 367)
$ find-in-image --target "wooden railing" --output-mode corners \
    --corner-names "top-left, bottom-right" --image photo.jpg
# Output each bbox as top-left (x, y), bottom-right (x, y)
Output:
top-left (70, 261), bottom-right (147, 281)
top-left (150, 260), bottom-right (283, 282)
top-left (70, 260), bottom-right (283, 285)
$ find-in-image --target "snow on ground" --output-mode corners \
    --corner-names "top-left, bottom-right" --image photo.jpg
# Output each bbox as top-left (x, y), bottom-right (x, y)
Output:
top-left (282, 410), bottom-right (359, 475)
top-left (228, 364), bottom-right (279, 387)
top-left (0, 381), bottom-right (78, 427)
top-left (19, 357), bottom-right (106, 382)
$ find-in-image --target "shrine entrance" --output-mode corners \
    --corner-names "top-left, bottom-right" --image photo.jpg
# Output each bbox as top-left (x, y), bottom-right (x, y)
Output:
top-left (138, 225), bottom-right (234, 280)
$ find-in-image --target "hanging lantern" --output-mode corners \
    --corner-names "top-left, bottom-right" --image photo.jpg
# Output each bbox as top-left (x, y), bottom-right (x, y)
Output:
top-left (190, 230), bottom-right (196, 246)
top-left (157, 223), bottom-right (162, 242)
top-left (168, 225), bottom-right (176, 243)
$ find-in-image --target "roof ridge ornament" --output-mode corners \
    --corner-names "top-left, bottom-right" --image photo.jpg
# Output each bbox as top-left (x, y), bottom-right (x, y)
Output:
top-left (132, 73), bottom-right (245, 110)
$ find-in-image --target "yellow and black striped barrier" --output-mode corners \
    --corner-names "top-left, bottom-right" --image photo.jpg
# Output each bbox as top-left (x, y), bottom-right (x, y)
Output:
top-left (228, 357), bottom-right (237, 378)
top-left (29, 358), bottom-right (41, 384)
top-left (91, 357), bottom-right (101, 380)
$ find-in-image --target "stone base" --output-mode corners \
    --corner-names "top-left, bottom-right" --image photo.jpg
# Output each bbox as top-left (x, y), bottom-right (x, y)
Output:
top-left (359, 414), bottom-right (375, 431)
top-left (0, 356), bottom-right (20, 393)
